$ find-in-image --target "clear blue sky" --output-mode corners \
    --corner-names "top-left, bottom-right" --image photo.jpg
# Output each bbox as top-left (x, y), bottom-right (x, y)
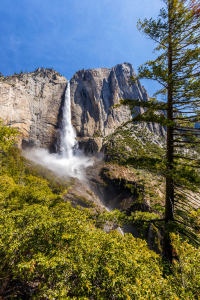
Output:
top-left (0, 0), bottom-right (164, 97)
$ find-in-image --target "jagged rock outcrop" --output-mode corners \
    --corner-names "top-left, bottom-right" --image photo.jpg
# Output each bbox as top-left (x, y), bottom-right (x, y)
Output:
top-left (77, 137), bottom-right (103, 155)
top-left (70, 63), bottom-right (148, 139)
top-left (0, 69), bottom-right (67, 151)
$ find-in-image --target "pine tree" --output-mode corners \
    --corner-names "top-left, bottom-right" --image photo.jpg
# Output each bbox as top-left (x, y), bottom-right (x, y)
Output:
top-left (119, 0), bottom-right (200, 262)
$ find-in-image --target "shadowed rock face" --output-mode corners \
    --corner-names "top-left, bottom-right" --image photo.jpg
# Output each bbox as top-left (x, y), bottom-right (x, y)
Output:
top-left (0, 69), bottom-right (67, 151)
top-left (70, 63), bottom-right (148, 138)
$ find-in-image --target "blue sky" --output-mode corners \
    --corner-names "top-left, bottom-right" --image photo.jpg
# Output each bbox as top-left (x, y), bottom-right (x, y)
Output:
top-left (0, 0), bottom-right (163, 97)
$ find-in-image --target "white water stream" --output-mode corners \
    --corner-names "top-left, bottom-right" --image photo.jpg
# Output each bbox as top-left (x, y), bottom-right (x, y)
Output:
top-left (24, 81), bottom-right (93, 179)
top-left (60, 82), bottom-right (76, 158)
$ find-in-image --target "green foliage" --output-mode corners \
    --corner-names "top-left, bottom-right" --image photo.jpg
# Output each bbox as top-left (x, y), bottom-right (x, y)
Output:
top-left (135, 0), bottom-right (200, 106)
top-left (0, 118), bottom-right (19, 153)
top-left (0, 202), bottom-right (175, 299)
top-left (0, 123), bottom-right (199, 298)
top-left (113, 209), bottom-right (162, 235)
top-left (93, 129), bottom-right (103, 137)
top-left (173, 164), bottom-right (200, 190)
top-left (86, 190), bottom-right (93, 197)
top-left (73, 194), bottom-right (96, 208)
top-left (0, 191), bottom-right (199, 299)
top-left (169, 233), bottom-right (200, 299)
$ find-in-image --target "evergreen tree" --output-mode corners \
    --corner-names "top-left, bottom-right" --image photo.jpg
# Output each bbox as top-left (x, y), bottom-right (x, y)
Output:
top-left (119, 0), bottom-right (200, 262)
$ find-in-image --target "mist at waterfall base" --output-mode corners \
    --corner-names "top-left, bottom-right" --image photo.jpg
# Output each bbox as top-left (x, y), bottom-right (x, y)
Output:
top-left (24, 148), bottom-right (93, 179)
top-left (24, 82), bottom-right (93, 179)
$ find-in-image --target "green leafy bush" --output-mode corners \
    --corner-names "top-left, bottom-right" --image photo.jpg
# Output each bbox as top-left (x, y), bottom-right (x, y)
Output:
top-left (0, 121), bottom-right (199, 299)
top-left (0, 201), bottom-right (178, 299)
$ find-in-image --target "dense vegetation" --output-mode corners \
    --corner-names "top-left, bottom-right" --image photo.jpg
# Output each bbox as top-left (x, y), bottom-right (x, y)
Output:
top-left (0, 121), bottom-right (200, 299)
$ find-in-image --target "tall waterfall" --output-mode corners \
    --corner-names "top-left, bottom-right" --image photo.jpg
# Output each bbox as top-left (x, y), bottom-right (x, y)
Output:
top-left (24, 80), bottom-right (93, 178)
top-left (60, 82), bottom-right (76, 158)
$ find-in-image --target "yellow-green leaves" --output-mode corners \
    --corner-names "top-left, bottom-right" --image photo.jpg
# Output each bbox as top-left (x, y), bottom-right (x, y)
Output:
top-left (0, 118), bottom-right (19, 153)
top-left (0, 202), bottom-right (178, 299)
top-left (170, 233), bottom-right (200, 298)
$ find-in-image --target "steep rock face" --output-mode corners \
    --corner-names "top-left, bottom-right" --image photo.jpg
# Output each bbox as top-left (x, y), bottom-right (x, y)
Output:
top-left (0, 69), bottom-right (67, 151)
top-left (70, 63), bottom-right (148, 138)
top-left (0, 63), bottom-right (165, 152)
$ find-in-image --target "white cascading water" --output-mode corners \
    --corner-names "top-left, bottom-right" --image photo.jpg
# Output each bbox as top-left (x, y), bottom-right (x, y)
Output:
top-left (24, 80), bottom-right (93, 178)
top-left (60, 82), bottom-right (76, 158)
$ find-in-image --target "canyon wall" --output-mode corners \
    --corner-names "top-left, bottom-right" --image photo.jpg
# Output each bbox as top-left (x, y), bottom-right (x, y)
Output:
top-left (0, 63), bottom-right (164, 151)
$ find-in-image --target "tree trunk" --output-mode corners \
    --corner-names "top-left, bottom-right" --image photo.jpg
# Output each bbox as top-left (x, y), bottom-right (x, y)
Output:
top-left (163, 2), bottom-right (174, 263)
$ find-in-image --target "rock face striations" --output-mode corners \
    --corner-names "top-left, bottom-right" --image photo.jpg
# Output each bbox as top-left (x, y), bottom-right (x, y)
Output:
top-left (0, 68), bottom-right (67, 151)
top-left (0, 63), bottom-right (163, 152)
top-left (70, 63), bottom-right (148, 138)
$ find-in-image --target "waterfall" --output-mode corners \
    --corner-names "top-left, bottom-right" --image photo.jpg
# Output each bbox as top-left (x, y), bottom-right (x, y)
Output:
top-left (24, 80), bottom-right (93, 179)
top-left (60, 82), bottom-right (76, 158)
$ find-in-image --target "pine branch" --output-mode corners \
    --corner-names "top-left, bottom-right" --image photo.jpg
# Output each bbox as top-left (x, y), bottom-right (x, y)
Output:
top-left (173, 155), bottom-right (199, 161)
top-left (173, 115), bottom-right (200, 120)
top-left (176, 163), bottom-right (200, 169)
top-left (174, 99), bottom-right (200, 104)
top-left (175, 186), bottom-right (200, 205)
top-left (173, 133), bottom-right (200, 136)
top-left (174, 126), bottom-right (200, 131)
top-left (136, 219), bottom-right (165, 223)
top-left (177, 70), bottom-right (200, 81)
top-left (174, 203), bottom-right (193, 215)
top-left (173, 140), bottom-right (200, 144)
top-left (173, 111), bottom-right (200, 114)
top-left (173, 219), bottom-right (199, 231)
top-left (176, 31), bottom-right (200, 51)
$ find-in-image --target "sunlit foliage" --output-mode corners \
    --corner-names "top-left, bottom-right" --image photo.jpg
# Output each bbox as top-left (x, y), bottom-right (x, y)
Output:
top-left (0, 121), bottom-right (199, 298)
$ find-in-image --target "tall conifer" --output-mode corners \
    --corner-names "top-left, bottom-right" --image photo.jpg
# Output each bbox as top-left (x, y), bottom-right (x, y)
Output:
top-left (120, 0), bottom-right (200, 261)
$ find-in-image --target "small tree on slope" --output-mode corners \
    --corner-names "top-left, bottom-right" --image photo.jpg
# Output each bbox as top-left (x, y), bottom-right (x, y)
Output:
top-left (119, 0), bottom-right (200, 262)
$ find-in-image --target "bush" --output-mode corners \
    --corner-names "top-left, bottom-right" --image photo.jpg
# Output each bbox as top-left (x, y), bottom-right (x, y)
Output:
top-left (0, 201), bottom-right (177, 299)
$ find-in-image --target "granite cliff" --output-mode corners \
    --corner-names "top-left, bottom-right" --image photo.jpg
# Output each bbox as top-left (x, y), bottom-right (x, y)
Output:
top-left (70, 63), bottom-right (149, 138)
top-left (0, 63), bottom-right (163, 152)
top-left (0, 68), bottom-right (67, 151)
